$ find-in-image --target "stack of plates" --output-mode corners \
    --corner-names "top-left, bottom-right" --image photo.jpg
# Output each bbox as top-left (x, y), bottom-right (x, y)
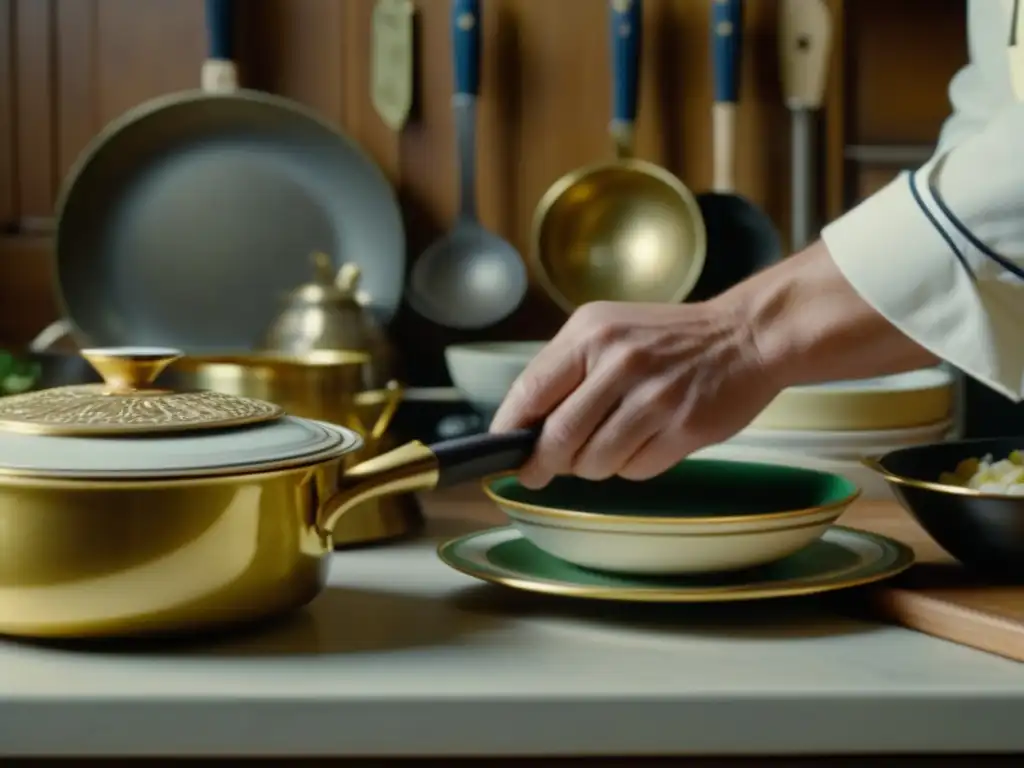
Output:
top-left (696, 367), bottom-right (959, 500)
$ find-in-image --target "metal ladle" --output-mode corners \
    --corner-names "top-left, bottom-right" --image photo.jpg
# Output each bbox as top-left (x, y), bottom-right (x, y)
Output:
top-left (405, 0), bottom-right (527, 330)
top-left (529, 0), bottom-right (706, 314)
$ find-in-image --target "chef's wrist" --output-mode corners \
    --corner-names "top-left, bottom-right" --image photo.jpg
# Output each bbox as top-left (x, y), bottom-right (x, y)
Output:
top-left (712, 239), bottom-right (940, 391)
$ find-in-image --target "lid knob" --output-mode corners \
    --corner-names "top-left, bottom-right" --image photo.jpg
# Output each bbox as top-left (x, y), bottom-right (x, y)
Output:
top-left (311, 251), bottom-right (335, 285)
top-left (80, 347), bottom-right (183, 393)
top-left (335, 262), bottom-right (362, 295)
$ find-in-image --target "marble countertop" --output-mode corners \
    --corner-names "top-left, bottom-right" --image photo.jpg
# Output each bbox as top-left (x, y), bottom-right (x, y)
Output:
top-left (1, 487), bottom-right (1023, 759)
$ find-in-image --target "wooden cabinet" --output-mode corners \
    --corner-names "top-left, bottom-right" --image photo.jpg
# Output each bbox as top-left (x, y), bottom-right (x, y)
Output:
top-left (0, 0), bottom-right (968, 382)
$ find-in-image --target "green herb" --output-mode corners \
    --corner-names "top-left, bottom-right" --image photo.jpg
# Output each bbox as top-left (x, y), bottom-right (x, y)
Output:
top-left (0, 351), bottom-right (41, 396)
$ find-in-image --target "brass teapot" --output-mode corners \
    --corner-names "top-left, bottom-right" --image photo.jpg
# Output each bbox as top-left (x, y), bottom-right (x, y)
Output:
top-left (262, 252), bottom-right (395, 387)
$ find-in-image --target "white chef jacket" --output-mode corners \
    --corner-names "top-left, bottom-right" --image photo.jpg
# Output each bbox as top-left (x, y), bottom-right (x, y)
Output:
top-left (821, 0), bottom-right (1024, 402)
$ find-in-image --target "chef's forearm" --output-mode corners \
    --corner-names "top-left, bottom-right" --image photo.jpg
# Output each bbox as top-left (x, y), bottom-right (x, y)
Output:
top-left (716, 240), bottom-right (941, 390)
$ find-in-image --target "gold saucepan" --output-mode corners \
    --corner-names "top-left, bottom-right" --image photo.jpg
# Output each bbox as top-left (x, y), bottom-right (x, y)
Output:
top-left (531, 0), bottom-right (705, 314)
top-left (0, 347), bottom-right (537, 639)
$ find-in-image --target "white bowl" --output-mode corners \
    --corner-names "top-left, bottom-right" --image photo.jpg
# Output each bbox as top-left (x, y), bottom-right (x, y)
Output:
top-left (444, 341), bottom-right (546, 417)
top-left (727, 418), bottom-right (956, 461)
top-left (749, 367), bottom-right (956, 431)
top-left (482, 462), bottom-right (859, 575)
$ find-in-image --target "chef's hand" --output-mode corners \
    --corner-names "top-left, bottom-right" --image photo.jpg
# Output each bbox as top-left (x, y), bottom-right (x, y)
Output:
top-left (489, 298), bottom-right (780, 489)
top-left (490, 241), bottom-right (943, 490)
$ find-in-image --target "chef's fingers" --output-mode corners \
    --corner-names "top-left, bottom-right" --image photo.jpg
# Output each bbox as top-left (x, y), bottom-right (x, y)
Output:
top-left (516, 352), bottom-right (632, 488)
top-left (618, 428), bottom-right (701, 481)
top-left (571, 381), bottom-right (679, 480)
top-left (489, 339), bottom-right (585, 434)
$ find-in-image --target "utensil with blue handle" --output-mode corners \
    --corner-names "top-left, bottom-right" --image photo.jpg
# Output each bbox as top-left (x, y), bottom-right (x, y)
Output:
top-left (528, 0), bottom-right (707, 315)
top-left (452, 0), bottom-right (481, 222)
top-left (690, 0), bottom-right (783, 301)
top-left (201, 0), bottom-right (238, 93)
top-left (405, 0), bottom-right (528, 331)
top-left (711, 0), bottom-right (742, 191)
top-left (609, 0), bottom-right (641, 157)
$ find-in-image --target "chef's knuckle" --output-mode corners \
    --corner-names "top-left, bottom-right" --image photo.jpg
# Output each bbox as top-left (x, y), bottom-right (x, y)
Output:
top-left (650, 384), bottom-right (681, 414)
top-left (614, 344), bottom-right (652, 374)
top-left (508, 373), bottom-right (539, 403)
top-left (572, 301), bottom-right (610, 324)
top-left (572, 304), bottom-right (619, 344)
top-left (542, 418), bottom-right (576, 453)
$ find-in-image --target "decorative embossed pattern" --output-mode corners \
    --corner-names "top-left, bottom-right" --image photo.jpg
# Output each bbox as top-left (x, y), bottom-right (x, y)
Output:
top-left (0, 385), bottom-right (283, 435)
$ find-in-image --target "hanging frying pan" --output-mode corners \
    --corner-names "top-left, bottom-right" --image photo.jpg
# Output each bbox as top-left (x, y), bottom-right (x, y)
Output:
top-left (690, 0), bottom-right (782, 301)
top-left (54, 0), bottom-right (405, 352)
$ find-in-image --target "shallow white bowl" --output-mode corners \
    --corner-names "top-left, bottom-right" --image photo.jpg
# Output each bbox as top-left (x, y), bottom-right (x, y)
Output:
top-left (501, 506), bottom-right (845, 575)
top-left (482, 463), bottom-right (859, 575)
top-left (444, 341), bottom-right (546, 417)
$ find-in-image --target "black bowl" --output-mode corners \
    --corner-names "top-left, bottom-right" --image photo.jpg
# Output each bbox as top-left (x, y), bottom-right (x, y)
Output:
top-left (867, 437), bottom-right (1024, 578)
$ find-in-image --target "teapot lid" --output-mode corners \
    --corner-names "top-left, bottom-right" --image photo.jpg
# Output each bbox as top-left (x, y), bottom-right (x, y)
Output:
top-left (0, 348), bottom-right (283, 436)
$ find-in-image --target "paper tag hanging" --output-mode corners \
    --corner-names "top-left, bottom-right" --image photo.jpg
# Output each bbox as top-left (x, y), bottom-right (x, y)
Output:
top-left (1009, 0), bottom-right (1024, 101)
top-left (371, 0), bottom-right (415, 131)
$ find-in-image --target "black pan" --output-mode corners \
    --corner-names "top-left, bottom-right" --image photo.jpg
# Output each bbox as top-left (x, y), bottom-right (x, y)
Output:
top-left (691, 0), bottom-right (782, 301)
top-left (54, 0), bottom-right (405, 352)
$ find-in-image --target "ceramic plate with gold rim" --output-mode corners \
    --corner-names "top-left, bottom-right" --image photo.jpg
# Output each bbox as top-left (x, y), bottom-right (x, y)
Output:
top-left (483, 459), bottom-right (860, 574)
top-left (437, 525), bottom-right (915, 603)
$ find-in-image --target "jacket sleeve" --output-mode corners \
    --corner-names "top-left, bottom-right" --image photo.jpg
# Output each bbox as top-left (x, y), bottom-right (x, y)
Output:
top-left (821, 49), bottom-right (1024, 402)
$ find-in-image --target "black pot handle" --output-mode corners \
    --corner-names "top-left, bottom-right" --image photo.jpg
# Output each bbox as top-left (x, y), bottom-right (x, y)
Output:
top-left (430, 426), bottom-right (541, 487)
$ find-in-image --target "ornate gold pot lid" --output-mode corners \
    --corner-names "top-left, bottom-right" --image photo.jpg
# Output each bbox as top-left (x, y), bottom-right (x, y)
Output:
top-left (0, 347), bottom-right (284, 436)
top-left (0, 347), bottom-right (367, 480)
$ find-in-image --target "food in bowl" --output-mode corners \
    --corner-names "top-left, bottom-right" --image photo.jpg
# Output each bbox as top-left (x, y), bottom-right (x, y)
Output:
top-left (866, 438), bottom-right (1024, 576)
top-left (939, 451), bottom-right (1024, 495)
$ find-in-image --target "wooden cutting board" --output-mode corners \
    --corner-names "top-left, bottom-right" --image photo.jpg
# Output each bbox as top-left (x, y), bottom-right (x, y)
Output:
top-left (839, 500), bottom-right (1024, 662)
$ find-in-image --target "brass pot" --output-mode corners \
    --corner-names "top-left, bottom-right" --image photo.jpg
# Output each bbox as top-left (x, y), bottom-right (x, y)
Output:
top-left (171, 351), bottom-right (418, 548)
top-left (0, 347), bottom-right (537, 639)
top-left (171, 349), bottom-right (386, 427)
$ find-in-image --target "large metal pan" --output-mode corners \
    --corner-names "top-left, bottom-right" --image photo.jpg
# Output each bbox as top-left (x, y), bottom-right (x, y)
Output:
top-left (54, 0), bottom-right (405, 352)
top-left (531, 0), bottom-right (705, 314)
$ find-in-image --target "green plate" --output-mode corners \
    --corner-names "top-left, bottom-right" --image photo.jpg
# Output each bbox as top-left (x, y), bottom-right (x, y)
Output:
top-left (484, 459), bottom-right (860, 524)
top-left (437, 525), bottom-right (914, 602)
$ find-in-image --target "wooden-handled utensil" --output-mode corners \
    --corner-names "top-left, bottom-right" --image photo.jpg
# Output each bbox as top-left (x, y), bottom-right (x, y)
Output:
top-left (779, 0), bottom-right (833, 251)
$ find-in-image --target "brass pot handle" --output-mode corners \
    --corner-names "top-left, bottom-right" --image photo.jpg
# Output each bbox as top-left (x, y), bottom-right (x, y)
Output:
top-left (353, 380), bottom-right (404, 441)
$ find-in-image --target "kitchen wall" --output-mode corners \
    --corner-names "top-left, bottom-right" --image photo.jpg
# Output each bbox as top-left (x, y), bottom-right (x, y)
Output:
top-left (0, 0), bottom-right (966, 383)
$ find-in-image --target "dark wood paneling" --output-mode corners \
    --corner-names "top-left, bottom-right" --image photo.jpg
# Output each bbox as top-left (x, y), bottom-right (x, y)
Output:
top-left (12, 0), bottom-right (55, 229)
top-left (845, 0), bottom-right (966, 145)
